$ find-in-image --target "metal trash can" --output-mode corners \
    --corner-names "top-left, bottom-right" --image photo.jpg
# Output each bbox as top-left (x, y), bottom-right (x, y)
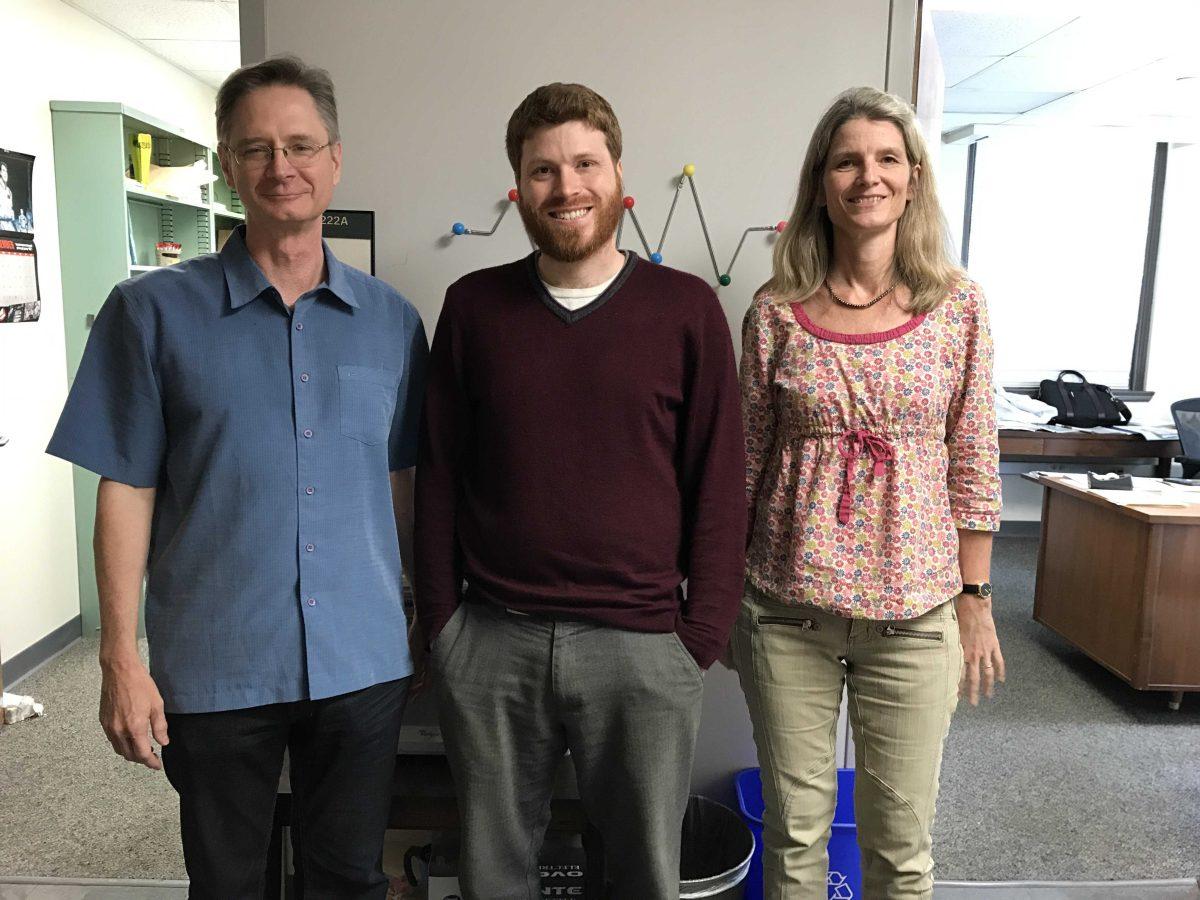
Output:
top-left (680, 795), bottom-right (755, 899)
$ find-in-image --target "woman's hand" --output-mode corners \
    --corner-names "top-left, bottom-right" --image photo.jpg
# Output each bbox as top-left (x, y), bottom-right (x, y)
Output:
top-left (955, 596), bottom-right (1004, 705)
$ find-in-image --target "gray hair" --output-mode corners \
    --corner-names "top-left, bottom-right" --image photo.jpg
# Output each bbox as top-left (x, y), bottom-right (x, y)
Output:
top-left (215, 54), bottom-right (340, 145)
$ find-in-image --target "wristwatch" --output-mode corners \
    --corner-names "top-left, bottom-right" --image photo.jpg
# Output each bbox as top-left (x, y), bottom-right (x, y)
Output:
top-left (960, 582), bottom-right (993, 598)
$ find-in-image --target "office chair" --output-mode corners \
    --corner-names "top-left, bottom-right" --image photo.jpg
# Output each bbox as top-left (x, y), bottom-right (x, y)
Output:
top-left (1170, 397), bottom-right (1200, 478)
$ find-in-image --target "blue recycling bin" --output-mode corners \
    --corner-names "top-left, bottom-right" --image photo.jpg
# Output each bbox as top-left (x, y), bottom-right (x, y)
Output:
top-left (734, 767), bottom-right (862, 900)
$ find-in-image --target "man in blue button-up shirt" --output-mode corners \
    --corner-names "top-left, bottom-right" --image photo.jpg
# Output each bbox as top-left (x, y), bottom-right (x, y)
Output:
top-left (48, 56), bottom-right (426, 898)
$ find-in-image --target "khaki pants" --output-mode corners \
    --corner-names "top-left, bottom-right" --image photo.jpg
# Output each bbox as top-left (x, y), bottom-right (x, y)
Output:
top-left (732, 585), bottom-right (961, 900)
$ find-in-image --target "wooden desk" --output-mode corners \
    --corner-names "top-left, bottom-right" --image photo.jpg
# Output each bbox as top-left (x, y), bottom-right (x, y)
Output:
top-left (1000, 430), bottom-right (1181, 477)
top-left (1025, 474), bottom-right (1200, 710)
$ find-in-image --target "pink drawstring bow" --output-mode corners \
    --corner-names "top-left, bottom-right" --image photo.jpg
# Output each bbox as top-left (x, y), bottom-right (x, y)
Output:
top-left (836, 429), bottom-right (894, 524)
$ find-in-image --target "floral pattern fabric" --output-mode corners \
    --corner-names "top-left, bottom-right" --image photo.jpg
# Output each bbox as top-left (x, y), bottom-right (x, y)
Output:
top-left (741, 278), bottom-right (1001, 620)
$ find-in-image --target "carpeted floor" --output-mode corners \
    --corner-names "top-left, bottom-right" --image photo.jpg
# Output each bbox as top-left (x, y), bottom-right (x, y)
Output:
top-left (0, 642), bottom-right (184, 880)
top-left (0, 878), bottom-right (187, 899)
top-left (933, 537), bottom-right (1200, 881)
top-left (1, 537), bottom-right (1197, 886)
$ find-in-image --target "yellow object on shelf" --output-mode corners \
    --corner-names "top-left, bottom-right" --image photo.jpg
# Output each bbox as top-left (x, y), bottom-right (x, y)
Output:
top-left (131, 132), bottom-right (152, 184)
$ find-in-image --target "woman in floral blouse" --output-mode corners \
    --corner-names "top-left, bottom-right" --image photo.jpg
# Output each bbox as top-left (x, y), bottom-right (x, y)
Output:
top-left (733, 86), bottom-right (1004, 899)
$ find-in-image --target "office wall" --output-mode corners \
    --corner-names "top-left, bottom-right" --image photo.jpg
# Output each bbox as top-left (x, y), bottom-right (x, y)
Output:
top-left (254, 0), bottom-right (911, 800)
top-left (0, 1), bottom-right (215, 669)
top-left (255, 0), bottom-right (910, 340)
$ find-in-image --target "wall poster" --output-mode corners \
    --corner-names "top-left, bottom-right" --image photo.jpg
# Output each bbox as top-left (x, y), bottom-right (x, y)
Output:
top-left (0, 148), bottom-right (40, 324)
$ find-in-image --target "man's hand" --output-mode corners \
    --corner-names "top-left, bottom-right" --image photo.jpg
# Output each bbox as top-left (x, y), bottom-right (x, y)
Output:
top-left (407, 618), bottom-right (431, 696)
top-left (99, 656), bottom-right (168, 770)
top-left (94, 478), bottom-right (161, 767)
top-left (716, 640), bottom-right (736, 671)
top-left (955, 596), bottom-right (1005, 706)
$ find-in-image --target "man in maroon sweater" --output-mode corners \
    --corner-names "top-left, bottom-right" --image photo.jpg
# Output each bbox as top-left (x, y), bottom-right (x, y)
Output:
top-left (414, 83), bottom-right (745, 899)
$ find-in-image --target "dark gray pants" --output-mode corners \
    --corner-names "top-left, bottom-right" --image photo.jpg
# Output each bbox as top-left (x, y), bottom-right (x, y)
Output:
top-left (432, 601), bottom-right (705, 900)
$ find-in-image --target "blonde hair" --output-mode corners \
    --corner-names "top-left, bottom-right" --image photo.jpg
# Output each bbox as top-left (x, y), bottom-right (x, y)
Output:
top-left (762, 87), bottom-right (962, 313)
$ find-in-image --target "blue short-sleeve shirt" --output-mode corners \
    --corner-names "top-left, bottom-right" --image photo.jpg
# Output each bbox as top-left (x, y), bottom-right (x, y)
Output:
top-left (47, 227), bottom-right (428, 713)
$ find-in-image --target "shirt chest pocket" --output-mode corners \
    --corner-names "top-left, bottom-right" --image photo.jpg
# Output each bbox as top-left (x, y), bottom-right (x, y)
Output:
top-left (337, 365), bottom-right (400, 446)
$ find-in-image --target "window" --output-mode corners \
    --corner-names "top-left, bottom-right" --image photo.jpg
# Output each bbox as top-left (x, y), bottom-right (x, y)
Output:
top-left (967, 129), bottom-right (1156, 390)
top-left (923, 1), bottom-right (1199, 399)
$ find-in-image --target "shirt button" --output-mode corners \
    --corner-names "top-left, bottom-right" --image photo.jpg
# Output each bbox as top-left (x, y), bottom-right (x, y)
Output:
top-left (295, 322), bottom-right (304, 331)
top-left (305, 486), bottom-right (315, 495)
top-left (303, 429), bottom-right (313, 438)
top-left (307, 597), bottom-right (317, 607)
top-left (300, 373), bottom-right (309, 382)
top-left (306, 543), bottom-right (315, 552)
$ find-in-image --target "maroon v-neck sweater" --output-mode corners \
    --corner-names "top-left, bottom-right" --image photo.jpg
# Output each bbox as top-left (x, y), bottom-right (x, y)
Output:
top-left (414, 252), bottom-right (745, 668)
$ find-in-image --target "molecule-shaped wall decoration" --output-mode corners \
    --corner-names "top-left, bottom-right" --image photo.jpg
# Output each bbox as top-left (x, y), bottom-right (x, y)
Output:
top-left (449, 165), bottom-right (786, 287)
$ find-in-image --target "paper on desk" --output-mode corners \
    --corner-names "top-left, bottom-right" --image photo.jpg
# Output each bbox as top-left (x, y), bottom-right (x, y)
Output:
top-left (996, 388), bottom-right (1057, 425)
top-left (1093, 476), bottom-right (1193, 507)
top-left (1033, 473), bottom-right (1197, 507)
top-left (996, 421), bottom-right (1087, 432)
top-left (1001, 423), bottom-right (1082, 433)
top-left (1115, 424), bottom-right (1179, 440)
top-left (1038, 424), bottom-right (1130, 434)
top-left (1162, 479), bottom-right (1200, 494)
top-left (1102, 491), bottom-right (1190, 508)
top-left (1008, 423), bottom-right (1176, 437)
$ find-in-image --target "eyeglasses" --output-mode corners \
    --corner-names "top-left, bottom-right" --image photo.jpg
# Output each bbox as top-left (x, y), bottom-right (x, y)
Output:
top-left (227, 142), bottom-right (332, 170)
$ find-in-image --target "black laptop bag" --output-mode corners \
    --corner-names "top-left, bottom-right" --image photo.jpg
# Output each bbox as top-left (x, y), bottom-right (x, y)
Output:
top-left (1037, 370), bottom-right (1132, 428)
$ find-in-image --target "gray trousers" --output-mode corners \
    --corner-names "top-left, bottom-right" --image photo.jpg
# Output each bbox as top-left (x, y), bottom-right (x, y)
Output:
top-left (432, 600), bottom-right (706, 900)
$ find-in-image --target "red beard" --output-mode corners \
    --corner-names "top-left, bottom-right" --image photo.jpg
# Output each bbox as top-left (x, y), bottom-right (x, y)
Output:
top-left (518, 182), bottom-right (624, 263)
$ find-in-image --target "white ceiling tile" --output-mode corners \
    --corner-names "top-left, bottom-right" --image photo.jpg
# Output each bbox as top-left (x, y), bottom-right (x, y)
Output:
top-left (193, 70), bottom-right (232, 89)
top-left (62, 0), bottom-right (239, 86)
top-left (1005, 64), bottom-right (1200, 138)
top-left (944, 89), bottom-right (1070, 114)
top-left (956, 54), bottom-right (1145, 93)
top-left (941, 55), bottom-right (1003, 87)
top-left (931, 10), bottom-right (1076, 57)
top-left (1084, 67), bottom-right (1193, 122)
top-left (941, 112), bottom-right (1016, 131)
top-left (67, 0), bottom-right (238, 42)
top-left (926, 1), bottom-right (1200, 133)
top-left (140, 38), bottom-right (241, 74)
top-left (1015, 11), bottom-right (1195, 62)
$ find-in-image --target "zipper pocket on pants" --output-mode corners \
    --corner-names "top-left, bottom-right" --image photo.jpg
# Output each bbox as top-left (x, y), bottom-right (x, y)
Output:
top-left (758, 615), bottom-right (820, 631)
top-left (878, 624), bottom-right (943, 641)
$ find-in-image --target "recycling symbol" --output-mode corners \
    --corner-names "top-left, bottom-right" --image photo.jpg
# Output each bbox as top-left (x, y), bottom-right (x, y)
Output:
top-left (827, 869), bottom-right (854, 899)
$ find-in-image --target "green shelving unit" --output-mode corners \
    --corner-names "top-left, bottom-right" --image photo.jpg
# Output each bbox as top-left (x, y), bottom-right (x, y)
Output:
top-left (50, 101), bottom-right (241, 634)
